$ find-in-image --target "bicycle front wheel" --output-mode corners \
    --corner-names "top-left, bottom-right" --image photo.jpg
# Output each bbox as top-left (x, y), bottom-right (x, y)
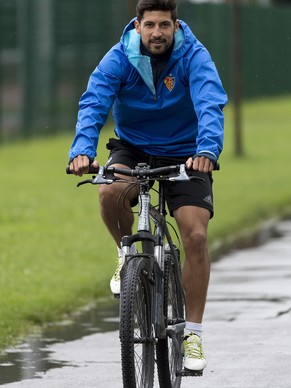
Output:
top-left (119, 256), bottom-right (155, 388)
top-left (156, 253), bottom-right (184, 388)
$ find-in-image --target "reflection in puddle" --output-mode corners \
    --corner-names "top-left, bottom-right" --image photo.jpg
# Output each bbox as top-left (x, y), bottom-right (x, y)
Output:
top-left (0, 298), bottom-right (119, 385)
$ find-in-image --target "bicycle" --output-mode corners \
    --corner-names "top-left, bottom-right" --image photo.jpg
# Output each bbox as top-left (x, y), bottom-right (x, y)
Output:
top-left (67, 162), bottom-right (212, 387)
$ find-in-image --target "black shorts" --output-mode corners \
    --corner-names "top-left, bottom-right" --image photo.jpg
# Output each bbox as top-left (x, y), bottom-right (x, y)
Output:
top-left (105, 138), bottom-right (214, 218)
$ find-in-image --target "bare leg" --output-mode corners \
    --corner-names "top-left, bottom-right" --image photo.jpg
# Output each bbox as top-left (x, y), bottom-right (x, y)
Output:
top-left (173, 206), bottom-right (211, 323)
top-left (98, 164), bottom-right (138, 247)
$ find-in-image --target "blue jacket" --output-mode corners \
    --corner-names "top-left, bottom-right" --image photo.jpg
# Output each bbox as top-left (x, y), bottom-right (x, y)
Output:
top-left (69, 19), bottom-right (228, 162)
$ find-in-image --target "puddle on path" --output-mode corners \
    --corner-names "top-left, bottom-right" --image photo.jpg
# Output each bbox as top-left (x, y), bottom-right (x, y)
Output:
top-left (0, 298), bottom-right (119, 385)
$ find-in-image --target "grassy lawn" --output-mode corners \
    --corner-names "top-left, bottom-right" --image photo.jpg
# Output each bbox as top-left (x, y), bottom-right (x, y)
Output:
top-left (211, 96), bottom-right (291, 242)
top-left (0, 95), bottom-right (291, 350)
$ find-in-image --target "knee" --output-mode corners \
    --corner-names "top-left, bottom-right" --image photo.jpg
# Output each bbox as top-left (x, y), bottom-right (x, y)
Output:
top-left (99, 184), bottom-right (117, 208)
top-left (99, 183), bottom-right (136, 209)
top-left (183, 230), bottom-right (208, 258)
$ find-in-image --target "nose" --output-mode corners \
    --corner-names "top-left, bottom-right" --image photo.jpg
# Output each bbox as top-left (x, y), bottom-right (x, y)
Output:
top-left (152, 26), bottom-right (162, 38)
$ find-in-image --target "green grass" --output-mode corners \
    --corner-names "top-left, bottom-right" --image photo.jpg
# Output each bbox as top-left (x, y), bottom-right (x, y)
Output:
top-left (0, 95), bottom-right (291, 350)
top-left (0, 132), bottom-right (114, 349)
top-left (210, 95), bottom-right (291, 242)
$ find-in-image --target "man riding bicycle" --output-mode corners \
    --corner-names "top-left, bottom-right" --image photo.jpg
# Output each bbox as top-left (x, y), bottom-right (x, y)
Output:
top-left (68, 0), bottom-right (227, 373)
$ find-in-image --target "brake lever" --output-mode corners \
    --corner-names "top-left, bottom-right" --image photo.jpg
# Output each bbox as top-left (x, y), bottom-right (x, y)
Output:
top-left (91, 166), bottom-right (114, 185)
top-left (169, 165), bottom-right (206, 182)
top-left (75, 166), bottom-right (116, 187)
top-left (77, 179), bottom-right (94, 187)
top-left (189, 175), bottom-right (206, 182)
top-left (169, 165), bottom-right (190, 181)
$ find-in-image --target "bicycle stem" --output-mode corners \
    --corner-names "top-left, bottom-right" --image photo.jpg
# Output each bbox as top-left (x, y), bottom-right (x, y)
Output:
top-left (137, 192), bottom-right (151, 232)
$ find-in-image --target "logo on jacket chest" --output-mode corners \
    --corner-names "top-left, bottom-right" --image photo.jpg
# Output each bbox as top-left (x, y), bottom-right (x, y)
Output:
top-left (164, 74), bottom-right (175, 92)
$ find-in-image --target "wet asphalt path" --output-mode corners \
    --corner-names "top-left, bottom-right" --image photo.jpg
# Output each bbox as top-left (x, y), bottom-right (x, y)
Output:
top-left (2, 221), bottom-right (291, 388)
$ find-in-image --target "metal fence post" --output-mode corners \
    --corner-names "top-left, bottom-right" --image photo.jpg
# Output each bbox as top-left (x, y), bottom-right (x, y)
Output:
top-left (18, 0), bottom-right (34, 138)
top-left (232, 1), bottom-right (244, 157)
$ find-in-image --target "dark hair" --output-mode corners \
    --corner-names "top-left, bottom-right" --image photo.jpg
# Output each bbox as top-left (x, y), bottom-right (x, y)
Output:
top-left (136, 0), bottom-right (178, 22)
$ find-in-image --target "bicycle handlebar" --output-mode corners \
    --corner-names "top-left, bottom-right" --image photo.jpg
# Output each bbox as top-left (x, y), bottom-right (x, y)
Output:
top-left (66, 161), bottom-right (220, 176)
top-left (66, 162), bottom-right (219, 187)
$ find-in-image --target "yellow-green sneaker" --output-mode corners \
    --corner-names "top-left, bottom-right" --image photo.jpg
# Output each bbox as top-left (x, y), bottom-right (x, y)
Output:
top-left (110, 257), bottom-right (122, 295)
top-left (183, 333), bottom-right (207, 371)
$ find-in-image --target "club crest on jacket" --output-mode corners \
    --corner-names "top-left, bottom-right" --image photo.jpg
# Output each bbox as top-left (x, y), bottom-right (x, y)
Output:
top-left (164, 76), bottom-right (175, 91)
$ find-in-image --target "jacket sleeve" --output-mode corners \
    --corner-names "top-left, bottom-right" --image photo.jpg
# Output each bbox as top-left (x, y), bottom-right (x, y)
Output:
top-left (69, 50), bottom-right (123, 162)
top-left (188, 48), bottom-right (228, 161)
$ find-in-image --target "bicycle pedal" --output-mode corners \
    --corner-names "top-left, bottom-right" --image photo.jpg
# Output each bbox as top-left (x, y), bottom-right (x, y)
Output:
top-left (177, 368), bottom-right (203, 377)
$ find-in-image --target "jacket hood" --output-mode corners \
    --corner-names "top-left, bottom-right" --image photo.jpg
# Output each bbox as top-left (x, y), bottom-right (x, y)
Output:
top-left (120, 18), bottom-right (195, 94)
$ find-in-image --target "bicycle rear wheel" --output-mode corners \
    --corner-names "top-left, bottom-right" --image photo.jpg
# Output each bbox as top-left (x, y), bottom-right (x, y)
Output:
top-left (119, 256), bottom-right (155, 388)
top-left (156, 252), bottom-right (184, 388)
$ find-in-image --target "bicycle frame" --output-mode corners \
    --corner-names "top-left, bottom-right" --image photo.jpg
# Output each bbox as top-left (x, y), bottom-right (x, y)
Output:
top-left (68, 163), bottom-right (198, 337)
top-left (120, 176), bottom-right (185, 340)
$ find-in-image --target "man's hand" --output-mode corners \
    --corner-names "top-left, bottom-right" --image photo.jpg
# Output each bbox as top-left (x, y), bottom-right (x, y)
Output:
top-left (185, 156), bottom-right (214, 173)
top-left (69, 155), bottom-right (99, 176)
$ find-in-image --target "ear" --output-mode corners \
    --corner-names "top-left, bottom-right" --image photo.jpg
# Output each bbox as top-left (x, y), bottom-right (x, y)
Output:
top-left (134, 20), bottom-right (141, 34)
top-left (174, 19), bottom-right (180, 33)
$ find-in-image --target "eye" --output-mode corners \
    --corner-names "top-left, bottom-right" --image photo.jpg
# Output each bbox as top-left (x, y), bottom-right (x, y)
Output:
top-left (160, 22), bottom-right (171, 29)
top-left (144, 22), bottom-right (154, 28)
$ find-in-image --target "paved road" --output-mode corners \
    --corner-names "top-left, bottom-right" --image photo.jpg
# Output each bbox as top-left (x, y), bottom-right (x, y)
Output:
top-left (3, 221), bottom-right (291, 388)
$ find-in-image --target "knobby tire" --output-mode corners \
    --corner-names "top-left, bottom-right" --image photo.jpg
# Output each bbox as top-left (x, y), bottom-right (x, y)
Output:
top-left (119, 256), bottom-right (155, 388)
top-left (156, 252), bottom-right (184, 388)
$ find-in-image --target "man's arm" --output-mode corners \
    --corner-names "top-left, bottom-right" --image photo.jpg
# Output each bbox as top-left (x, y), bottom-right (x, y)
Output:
top-left (188, 46), bottom-right (228, 166)
top-left (69, 47), bottom-right (125, 165)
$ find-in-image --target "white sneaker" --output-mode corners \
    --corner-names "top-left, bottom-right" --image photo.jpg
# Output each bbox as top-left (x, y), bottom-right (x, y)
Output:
top-left (110, 245), bottom-right (137, 295)
top-left (183, 333), bottom-right (207, 371)
top-left (110, 257), bottom-right (122, 295)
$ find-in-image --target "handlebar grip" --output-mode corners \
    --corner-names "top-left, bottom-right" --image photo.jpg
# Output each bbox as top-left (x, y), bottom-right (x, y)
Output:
top-left (213, 162), bottom-right (220, 171)
top-left (66, 166), bottom-right (99, 174)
